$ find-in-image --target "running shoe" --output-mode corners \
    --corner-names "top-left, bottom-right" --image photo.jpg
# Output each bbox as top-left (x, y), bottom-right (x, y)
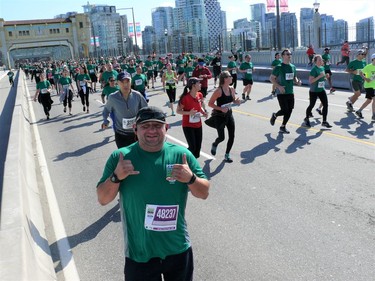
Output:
top-left (304, 118), bottom-right (311, 127)
top-left (330, 88), bottom-right (336, 93)
top-left (83, 106), bottom-right (86, 112)
top-left (355, 110), bottom-right (363, 119)
top-left (321, 121), bottom-right (332, 128)
top-left (316, 108), bottom-right (322, 115)
top-left (246, 96), bottom-right (251, 100)
top-left (347, 102), bottom-right (354, 111)
top-left (270, 113), bottom-right (276, 126)
top-left (224, 154), bottom-right (233, 163)
top-left (242, 93), bottom-right (245, 100)
top-left (63, 107), bottom-right (66, 113)
top-left (279, 126), bottom-right (290, 134)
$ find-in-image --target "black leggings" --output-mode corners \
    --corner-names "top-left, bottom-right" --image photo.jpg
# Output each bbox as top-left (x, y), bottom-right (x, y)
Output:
top-left (63, 89), bottom-right (73, 108)
top-left (183, 126), bottom-right (203, 158)
top-left (306, 90), bottom-right (328, 122)
top-left (276, 94), bottom-right (295, 126)
top-left (40, 93), bottom-right (52, 116)
top-left (79, 87), bottom-right (90, 107)
top-left (230, 73), bottom-right (237, 89)
top-left (214, 113), bottom-right (235, 154)
top-left (166, 84), bottom-right (176, 103)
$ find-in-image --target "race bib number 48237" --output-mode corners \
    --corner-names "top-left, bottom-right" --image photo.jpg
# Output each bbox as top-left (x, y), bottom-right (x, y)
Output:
top-left (144, 204), bottom-right (179, 231)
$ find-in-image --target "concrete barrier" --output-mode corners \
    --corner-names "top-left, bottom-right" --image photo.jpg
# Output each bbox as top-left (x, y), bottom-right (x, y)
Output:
top-left (0, 72), bottom-right (56, 280)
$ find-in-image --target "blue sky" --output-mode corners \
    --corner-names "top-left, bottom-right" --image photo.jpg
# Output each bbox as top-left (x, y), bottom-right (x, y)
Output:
top-left (0, 0), bottom-right (373, 29)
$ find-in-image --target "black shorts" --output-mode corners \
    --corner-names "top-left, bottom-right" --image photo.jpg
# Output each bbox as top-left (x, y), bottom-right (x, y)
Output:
top-left (365, 88), bottom-right (375, 99)
top-left (147, 72), bottom-right (154, 80)
top-left (124, 248), bottom-right (193, 281)
top-left (352, 80), bottom-right (364, 92)
top-left (89, 73), bottom-right (98, 82)
top-left (324, 69), bottom-right (332, 76)
top-left (178, 70), bottom-right (184, 75)
top-left (243, 79), bottom-right (253, 86)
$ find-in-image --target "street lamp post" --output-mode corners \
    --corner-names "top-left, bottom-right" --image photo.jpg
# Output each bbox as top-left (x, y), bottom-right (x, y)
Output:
top-left (117, 7), bottom-right (138, 55)
top-left (164, 29), bottom-right (168, 55)
top-left (313, 0), bottom-right (321, 48)
top-left (276, 0), bottom-right (282, 50)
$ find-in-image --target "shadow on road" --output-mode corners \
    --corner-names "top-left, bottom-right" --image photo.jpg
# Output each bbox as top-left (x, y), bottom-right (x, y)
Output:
top-left (240, 133), bottom-right (284, 164)
top-left (50, 203), bottom-right (120, 273)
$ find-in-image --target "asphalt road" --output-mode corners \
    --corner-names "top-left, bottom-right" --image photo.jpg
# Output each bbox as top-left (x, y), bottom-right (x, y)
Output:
top-left (24, 72), bottom-right (374, 281)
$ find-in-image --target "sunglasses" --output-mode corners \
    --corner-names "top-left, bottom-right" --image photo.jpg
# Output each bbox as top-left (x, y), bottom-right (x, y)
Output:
top-left (283, 53), bottom-right (292, 56)
top-left (109, 80), bottom-right (115, 82)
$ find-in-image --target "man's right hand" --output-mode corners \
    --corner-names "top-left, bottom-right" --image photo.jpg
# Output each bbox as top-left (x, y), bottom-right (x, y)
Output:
top-left (114, 153), bottom-right (140, 180)
top-left (101, 123), bottom-right (108, 130)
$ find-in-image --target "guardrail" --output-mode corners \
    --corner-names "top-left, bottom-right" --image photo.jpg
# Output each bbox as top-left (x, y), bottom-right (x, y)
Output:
top-left (0, 72), bottom-right (56, 280)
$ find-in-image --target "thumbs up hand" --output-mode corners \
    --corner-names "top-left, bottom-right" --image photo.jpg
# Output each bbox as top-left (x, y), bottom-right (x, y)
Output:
top-left (114, 153), bottom-right (140, 180)
top-left (172, 153), bottom-right (193, 183)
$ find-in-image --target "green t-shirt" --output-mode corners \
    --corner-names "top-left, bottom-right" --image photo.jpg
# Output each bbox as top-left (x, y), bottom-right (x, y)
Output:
top-left (37, 80), bottom-right (51, 93)
top-left (145, 60), bottom-right (154, 73)
top-left (127, 66), bottom-right (137, 77)
top-left (101, 70), bottom-right (118, 83)
top-left (87, 64), bottom-right (97, 75)
top-left (240, 61), bottom-right (254, 80)
top-left (102, 85), bottom-right (119, 98)
top-left (97, 142), bottom-right (207, 262)
top-left (131, 74), bottom-right (147, 92)
top-left (347, 59), bottom-right (366, 82)
top-left (227, 61), bottom-right (237, 74)
top-left (309, 66), bottom-right (326, 92)
top-left (184, 66), bottom-right (194, 79)
top-left (322, 53), bottom-right (331, 71)
top-left (272, 63), bottom-right (297, 94)
top-left (271, 59), bottom-right (281, 68)
top-left (59, 76), bottom-right (72, 86)
top-left (361, 63), bottom-right (375, 89)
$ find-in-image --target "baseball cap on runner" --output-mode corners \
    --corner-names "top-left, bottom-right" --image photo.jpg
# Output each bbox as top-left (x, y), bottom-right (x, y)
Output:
top-left (187, 77), bottom-right (202, 88)
top-left (356, 49), bottom-right (365, 55)
top-left (117, 71), bottom-right (131, 81)
top-left (135, 106), bottom-right (166, 124)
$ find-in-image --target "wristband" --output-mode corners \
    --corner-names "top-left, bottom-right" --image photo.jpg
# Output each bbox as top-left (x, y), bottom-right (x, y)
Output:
top-left (186, 174), bottom-right (196, 185)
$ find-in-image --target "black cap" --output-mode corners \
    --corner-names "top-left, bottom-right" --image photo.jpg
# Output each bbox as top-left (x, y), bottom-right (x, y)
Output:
top-left (135, 106), bottom-right (166, 124)
top-left (187, 77), bottom-right (202, 88)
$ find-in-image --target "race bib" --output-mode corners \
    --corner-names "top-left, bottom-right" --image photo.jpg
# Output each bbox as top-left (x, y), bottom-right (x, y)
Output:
top-left (79, 81), bottom-right (86, 86)
top-left (247, 69), bottom-right (252, 74)
top-left (285, 73), bottom-right (294, 80)
top-left (144, 204), bottom-right (179, 231)
top-left (231, 69), bottom-right (236, 74)
top-left (189, 112), bottom-right (201, 123)
top-left (216, 62), bottom-right (221, 66)
top-left (135, 79), bottom-right (142, 86)
top-left (318, 81), bottom-right (325, 88)
top-left (41, 88), bottom-right (48, 94)
top-left (188, 71), bottom-right (193, 76)
top-left (122, 117), bottom-right (136, 129)
top-left (89, 69), bottom-right (94, 74)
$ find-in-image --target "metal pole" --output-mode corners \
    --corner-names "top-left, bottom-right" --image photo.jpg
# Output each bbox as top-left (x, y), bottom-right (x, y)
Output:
top-left (131, 8), bottom-right (138, 54)
top-left (276, 0), bottom-right (281, 51)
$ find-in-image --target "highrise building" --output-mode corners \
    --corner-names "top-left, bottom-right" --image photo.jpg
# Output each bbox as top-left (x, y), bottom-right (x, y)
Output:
top-left (82, 4), bottom-right (123, 56)
top-left (264, 13), bottom-right (276, 49)
top-left (204, 0), bottom-right (223, 52)
top-left (320, 14), bottom-right (335, 47)
top-left (174, 0), bottom-right (209, 53)
top-left (250, 3), bottom-right (266, 48)
top-left (151, 7), bottom-right (174, 54)
top-left (334, 20), bottom-right (348, 44)
top-left (142, 26), bottom-right (156, 55)
top-left (300, 8), bottom-right (314, 47)
top-left (356, 17), bottom-right (374, 42)
top-left (280, 12), bottom-right (298, 49)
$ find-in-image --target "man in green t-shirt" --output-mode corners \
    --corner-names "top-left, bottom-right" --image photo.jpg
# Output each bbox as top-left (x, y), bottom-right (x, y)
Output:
top-left (345, 49), bottom-right (368, 111)
top-left (239, 54), bottom-right (255, 100)
top-left (96, 106), bottom-right (210, 281)
top-left (322, 48), bottom-right (335, 93)
top-left (131, 66), bottom-right (148, 102)
top-left (269, 49), bottom-right (302, 134)
top-left (356, 53), bottom-right (375, 120)
top-left (271, 52), bottom-right (281, 95)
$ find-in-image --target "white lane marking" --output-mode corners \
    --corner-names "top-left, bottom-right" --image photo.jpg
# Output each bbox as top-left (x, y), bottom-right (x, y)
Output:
top-left (25, 77), bottom-right (80, 280)
top-left (166, 134), bottom-right (216, 160)
top-left (295, 97), bottom-right (370, 111)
